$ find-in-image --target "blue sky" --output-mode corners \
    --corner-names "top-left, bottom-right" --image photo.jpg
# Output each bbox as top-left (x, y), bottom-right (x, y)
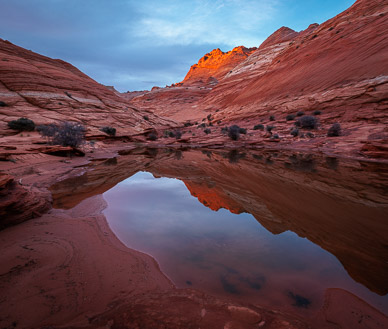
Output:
top-left (0, 0), bottom-right (355, 92)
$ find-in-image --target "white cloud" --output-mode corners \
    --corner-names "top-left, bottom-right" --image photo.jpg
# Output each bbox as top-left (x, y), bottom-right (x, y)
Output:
top-left (130, 0), bottom-right (279, 47)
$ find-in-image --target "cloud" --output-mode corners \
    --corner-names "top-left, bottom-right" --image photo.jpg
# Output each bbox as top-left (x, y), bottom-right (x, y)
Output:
top-left (131, 0), bottom-right (278, 47)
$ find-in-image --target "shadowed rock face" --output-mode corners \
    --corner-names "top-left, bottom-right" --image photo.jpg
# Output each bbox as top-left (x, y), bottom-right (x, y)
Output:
top-left (50, 148), bottom-right (388, 297)
top-left (0, 39), bottom-right (174, 138)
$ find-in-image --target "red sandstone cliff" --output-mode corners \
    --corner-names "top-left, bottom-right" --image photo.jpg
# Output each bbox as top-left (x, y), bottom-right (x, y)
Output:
top-left (182, 46), bottom-right (257, 85)
top-left (125, 0), bottom-right (388, 158)
top-left (0, 39), bottom-right (174, 138)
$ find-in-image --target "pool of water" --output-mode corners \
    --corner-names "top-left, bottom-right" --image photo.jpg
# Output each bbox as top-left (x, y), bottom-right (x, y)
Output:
top-left (103, 168), bottom-right (388, 316)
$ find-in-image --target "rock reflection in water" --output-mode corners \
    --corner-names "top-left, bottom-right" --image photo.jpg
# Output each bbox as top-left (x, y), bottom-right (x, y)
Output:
top-left (50, 148), bottom-right (388, 316)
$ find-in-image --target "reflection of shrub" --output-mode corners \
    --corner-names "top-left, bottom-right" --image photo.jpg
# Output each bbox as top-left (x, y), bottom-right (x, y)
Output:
top-left (253, 124), bottom-right (264, 130)
top-left (327, 123), bottom-right (341, 137)
top-left (286, 114), bottom-right (295, 121)
top-left (227, 150), bottom-right (246, 163)
top-left (295, 115), bottom-right (317, 129)
top-left (204, 128), bottom-right (211, 134)
top-left (228, 125), bottom-right (241, 140)
top-left (100, 126), bottom-right (116, 136)
top-left (147, 132), bottom-right (158, 141)
top-left (8, 118), bottom-right (35, 131)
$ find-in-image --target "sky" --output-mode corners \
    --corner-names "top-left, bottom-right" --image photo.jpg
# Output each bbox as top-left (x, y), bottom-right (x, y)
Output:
top-left (0, 0), bottom-right (355, 92)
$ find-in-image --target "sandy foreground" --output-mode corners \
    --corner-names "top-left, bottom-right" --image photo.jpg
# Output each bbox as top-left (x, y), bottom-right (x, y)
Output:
top-left (1, 143), bottom-right (388, 329)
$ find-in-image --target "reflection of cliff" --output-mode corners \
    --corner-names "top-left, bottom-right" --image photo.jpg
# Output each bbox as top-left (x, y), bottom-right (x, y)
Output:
top-left (50, 148), bottom-right (388, 295)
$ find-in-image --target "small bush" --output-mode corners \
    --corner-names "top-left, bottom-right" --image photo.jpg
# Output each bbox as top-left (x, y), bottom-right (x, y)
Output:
top-left (168, 131), bottom-right (176, 138)
top-left (295, 115), bottom-right (317, 129)
top-left (147, 132), bottom-right (158, 141)
top-left (221, 126), bottom-right (228, 134)
top-left (306, 132), bottom-right (314, 138)
top-left (0, 101), bottom-right (8, 107)
top-left (290, 128), bottom-right (299, 137)
top-left (184, 122), bottom-right (192, 127)
top-left (313, 110), bottom-right (322, 115)
top-left (296, 111), bottom-right (304, 117)
top-left (207, 114), bottom-right (212, 121)
top-left (52, 122), bottom-right (85, 147)
top-left (8, 118), bottom-right (35, 131)
top-left (100, 126), bottom-right (116, 136)
top-left (271, 133), bottom-right (279, 139)
top-left (266, 125), bottom-right (275, 132)
top-left (239, 127), bottom-right (247, 134)
top-left (327, 123), bottom-right (341, 137)
top-left (269, 115), bottom-right (275, 121)
top-left (37, 123), bottom-right (57, 139)
top-left (228, 125), bottom-right (240, 140)
top-left (197, 123), bottom-right (206, 128)
top-left (143, 115), bottom-right (150, 121)
top-left (286, 114), bottom-right (296, 121)
top-left (204, 128), bottom-right (211, 134)
top-left (175, 131), bottom-right (182, 139)
top-left (253, 124), bottom-right (264, 130)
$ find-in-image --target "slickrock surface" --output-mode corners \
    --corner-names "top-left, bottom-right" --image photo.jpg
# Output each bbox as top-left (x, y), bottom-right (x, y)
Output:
top-left (126, 0), bottom-right (388, 158)
top-left (0, 38), bottom-right (174, 138)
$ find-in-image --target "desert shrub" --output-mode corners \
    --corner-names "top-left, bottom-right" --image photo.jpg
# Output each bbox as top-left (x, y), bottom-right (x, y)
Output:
top-left (184, 122), bottom-right (192, 127)
top-left (313, 110), bottom-right (322, 115)
top-left (296, 111), bottom-right (304, 117)
top-left (228, 125), bottom-right (241, 140)
top-left (143, 115), bottom-right (150, 121)
top-left (175, 131), bottom-right (182, 139)
top-left (147, 132), bottom-right (158, 141)
top-left (306, 132), bottom-right (314, 138)
top-left (253, 124), bottom-right (264, 130)
top-left (37, 123), bottom-right (57, 140)
top-left (0, 101), bottom-right (8, 107)
top-left (204, 128), bottom-right (211, 134)
top-left (239, 127), bottom-right (247, 134)
top-left (327, 123), bottom-right (341, 137)
top-left (269, 115), bottom-right (275, 121)
top-left (8, 118), bottom-right (35, 131)
top-left (52, 122), bottom-right (86, 147)
top-left (221, 126), bottom-right (228, 134)
top-left (266, 125), bottom-right (275, 133)
top-left (207, 114), bottom-right (212, 121)
top-left (197, 123), bottom-right (206, 128)
top-left (271, 133), bottom-right (280, 139)
top-left (290, 128), bottom-right (299, 137)
top-left (100, 126), bottom-right (116, 136)
top-left (286, 114), bottom-right (296, 121)
top-left (295, 115), bottom-right (317, 129)
top-left (168, 131), bottom-right (176, 138)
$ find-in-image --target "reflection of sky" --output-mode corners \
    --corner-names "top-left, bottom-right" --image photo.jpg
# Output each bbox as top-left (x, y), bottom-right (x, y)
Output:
top-left (0, 0), bottom-right (355, 91)
top-left (103, 171), bottom-right (387, 313)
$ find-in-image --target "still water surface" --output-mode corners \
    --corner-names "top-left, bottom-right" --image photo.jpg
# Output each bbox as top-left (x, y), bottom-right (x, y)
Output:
top-left (103, 167), bottom-right (388, 316)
